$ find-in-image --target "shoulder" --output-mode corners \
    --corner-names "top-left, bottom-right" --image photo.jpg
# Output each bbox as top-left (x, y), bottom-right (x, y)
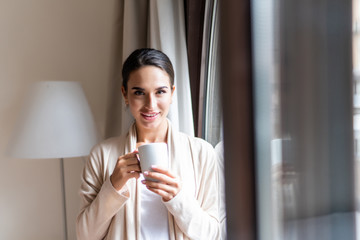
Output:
top-left (177, 131), bottom-right (213, 148)
top-left (97, 136), bottom-right (125, 149)
top-left (91, 136), bottom-right (125, 154)
top-left (85, 136), bottom-right (127, 176)
top-left (174, 132), bottom-right (219, 182)
top-left (88, 135), bottom-right (128, 164)
top-left (177, 131), bottom-right (216, 156)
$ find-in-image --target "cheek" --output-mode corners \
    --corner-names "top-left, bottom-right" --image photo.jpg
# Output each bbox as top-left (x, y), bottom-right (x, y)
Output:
top-left (128, 97), bottom-right (142, 105)
top-left (159, 97), bottom-right (172, 108)
top-left (127, 99), bottom-right (142, 112)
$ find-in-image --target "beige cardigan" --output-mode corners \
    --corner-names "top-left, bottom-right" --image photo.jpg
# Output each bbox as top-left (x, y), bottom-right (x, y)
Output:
top-left (76, 120), bottom-right (220, 240)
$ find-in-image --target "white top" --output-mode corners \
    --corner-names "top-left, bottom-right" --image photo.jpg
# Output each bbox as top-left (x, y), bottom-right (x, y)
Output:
top-left (140, 174), bottom-right (170, 240)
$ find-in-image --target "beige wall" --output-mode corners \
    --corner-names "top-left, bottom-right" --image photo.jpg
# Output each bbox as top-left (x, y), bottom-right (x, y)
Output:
top-left (0, 1), bottom-right (118, 239)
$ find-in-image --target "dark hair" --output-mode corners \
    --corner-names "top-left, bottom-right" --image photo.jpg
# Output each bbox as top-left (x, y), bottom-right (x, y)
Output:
top-left (122, 48), bottom-right (175, 91)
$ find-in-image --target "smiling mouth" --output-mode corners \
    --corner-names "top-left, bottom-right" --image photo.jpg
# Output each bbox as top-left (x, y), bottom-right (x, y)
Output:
top-left (141, 112), bottom-right (160, 120)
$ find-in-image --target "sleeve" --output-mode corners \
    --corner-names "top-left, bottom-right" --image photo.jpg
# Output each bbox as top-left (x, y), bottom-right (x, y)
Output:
top-left (163, 141), bottom-right (220, 239)
top-left (76, 144), bottom-right (129, 240)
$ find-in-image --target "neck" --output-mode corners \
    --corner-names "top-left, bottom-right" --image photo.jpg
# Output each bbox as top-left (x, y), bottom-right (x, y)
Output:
top-left (136, 120), bottom-right (168, 143)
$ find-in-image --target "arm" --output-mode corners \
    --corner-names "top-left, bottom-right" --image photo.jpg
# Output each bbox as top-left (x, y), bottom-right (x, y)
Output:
top-left (76, 146), bottom-right (140, 240)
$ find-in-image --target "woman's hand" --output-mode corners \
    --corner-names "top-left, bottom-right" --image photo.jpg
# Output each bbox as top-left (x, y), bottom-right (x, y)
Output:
top-left (110, 151), bottom-right (141, 191)
top-left (141, 166), bottom-right (182, 202)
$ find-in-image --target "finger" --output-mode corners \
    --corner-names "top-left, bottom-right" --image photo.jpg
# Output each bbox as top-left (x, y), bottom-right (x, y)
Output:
top-left (119, 150), bottom-right (139, 160)
top-left (126, 158), bottom-right (140, 166)
top-left (144, 171), bottom-right (177, 185)
top-left (146, 186), bottom-right (175, 201)
top-left (125, 164), bottom-right (141, 172)
top-left (143, 180), bottom-right (177, 194)
top-left (150, 165), bottom-right (176, 178)
top-left (120, 171), bottom-right (140, 183)
top-left (118, 157), bottom-right (140, 166)
top-left (123, 169), bottom-right (141, 179)
top-left (130, 171), bottom-right (140, 179)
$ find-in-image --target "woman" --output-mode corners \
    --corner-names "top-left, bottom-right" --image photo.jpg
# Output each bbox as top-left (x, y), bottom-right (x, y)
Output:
top-left (77, 48), bottom-right (220, 240)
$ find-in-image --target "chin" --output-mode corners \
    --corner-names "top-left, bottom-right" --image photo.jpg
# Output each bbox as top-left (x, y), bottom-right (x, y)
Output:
top-left (138, 117), bottom-right (166, 129)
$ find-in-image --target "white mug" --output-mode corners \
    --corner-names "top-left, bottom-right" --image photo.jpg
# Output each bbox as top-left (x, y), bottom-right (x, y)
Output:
top-left (138, 143), bottom-right (168, 181)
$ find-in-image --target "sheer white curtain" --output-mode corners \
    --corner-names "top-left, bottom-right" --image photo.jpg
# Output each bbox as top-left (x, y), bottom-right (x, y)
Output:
top-left (105, 0), bottom-right (194, 138)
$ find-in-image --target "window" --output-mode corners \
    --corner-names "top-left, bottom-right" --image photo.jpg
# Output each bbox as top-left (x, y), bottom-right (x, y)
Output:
top-left (253, 0), bottom-right (355, 239)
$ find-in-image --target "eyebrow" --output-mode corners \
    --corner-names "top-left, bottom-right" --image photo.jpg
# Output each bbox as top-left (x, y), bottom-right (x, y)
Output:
top-left (131, 86), bottom-right (169, 91)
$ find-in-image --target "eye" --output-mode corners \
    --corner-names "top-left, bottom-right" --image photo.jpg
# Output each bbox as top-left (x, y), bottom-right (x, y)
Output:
top-left (134, 90), bottom-right (144, 95)
top-left (156, 89), bottom-right (167, 94)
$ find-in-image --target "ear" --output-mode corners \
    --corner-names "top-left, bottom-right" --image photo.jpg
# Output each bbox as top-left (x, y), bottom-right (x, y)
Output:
top-left (171, 85), bottom-right (175, 103)
top-left (122, 86), bottom-right (129, 105)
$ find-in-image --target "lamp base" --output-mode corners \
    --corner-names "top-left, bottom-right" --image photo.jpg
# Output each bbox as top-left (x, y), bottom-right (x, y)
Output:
top-left (60, 158), bottom-right (68, 240)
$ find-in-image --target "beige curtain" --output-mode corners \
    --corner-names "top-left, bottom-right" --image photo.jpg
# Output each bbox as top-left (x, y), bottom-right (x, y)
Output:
top-left (105, 0), bottom-right (194, 138)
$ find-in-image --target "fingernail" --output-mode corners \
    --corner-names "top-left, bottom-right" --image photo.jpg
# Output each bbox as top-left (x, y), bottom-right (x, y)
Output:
top-left (144, 171), bottom-right (149, 175)
top-left (141, 180), bottom-right (146, 184)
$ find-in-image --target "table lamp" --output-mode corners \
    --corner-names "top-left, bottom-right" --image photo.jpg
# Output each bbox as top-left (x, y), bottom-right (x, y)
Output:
top-left (9, 81), bottom-right (99, 240)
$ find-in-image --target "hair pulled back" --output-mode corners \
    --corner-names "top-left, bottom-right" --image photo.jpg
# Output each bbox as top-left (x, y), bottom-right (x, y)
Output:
top-left (122, 48), bottom-right (175, 91)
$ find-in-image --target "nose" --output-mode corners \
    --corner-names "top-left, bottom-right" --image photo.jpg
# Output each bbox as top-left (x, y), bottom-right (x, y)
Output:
top-left (145, 93), bottom-right (156, 109)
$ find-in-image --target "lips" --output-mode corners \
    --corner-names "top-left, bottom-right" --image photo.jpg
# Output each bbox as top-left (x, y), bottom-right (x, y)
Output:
top-left (141, 112), bottom-right (160, 121)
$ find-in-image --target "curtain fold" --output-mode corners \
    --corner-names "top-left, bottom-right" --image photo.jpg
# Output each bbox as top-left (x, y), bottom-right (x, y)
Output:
top-left (105, 0), bottom-right (194, 138)
top-left (148, 0), bottom-right (194, 136)
top-left (184, 0), bottom-right (206, 136)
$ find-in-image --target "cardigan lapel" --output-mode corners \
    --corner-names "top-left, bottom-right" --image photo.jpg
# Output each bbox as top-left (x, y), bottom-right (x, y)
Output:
top-left (124, 122), bottom-right (142, 239)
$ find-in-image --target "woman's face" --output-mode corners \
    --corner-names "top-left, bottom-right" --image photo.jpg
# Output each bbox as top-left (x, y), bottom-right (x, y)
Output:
top-left (122, 66), bottom-right (175, 131)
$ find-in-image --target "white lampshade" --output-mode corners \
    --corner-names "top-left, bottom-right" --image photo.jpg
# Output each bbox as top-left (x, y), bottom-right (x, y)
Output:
top-left (10, 81), bottom-right (99, 159)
